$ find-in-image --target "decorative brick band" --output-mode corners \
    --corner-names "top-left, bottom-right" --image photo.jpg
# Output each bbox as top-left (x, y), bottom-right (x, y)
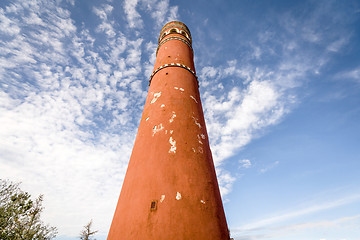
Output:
top-left (156, 36), bottom-right (193, 56)
top-left (149, 63), bottom-right (198, 86)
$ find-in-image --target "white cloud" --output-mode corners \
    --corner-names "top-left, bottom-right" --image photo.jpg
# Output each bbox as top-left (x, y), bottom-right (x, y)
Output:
top-left (201, 66), bottom-right (218, 78)
top-left (199, 60), bottom-right (295, 197)
top-left (234, 194), bottom-right (360, 232)
top-left (0, 90), bottom-right (135, 235)
top-left (273, 214), bottom-right (360, 233)
top-left (93, 4), bottom-right (113, 20)
top-left (0, 8), bottom-right (21, 36)
top-left (239, 159), bottom-right (252, 169)
top-left (241, 214), bottom-right (359, 240)
top-left (140, 0), bottom-right (180, 28)
top-left (301, 27), bottom-right (321, 43)
top-left (150, 0), bottom-right (169, 27)
top-left (217, 169), bottom-right (236, 197)
top-left (0, 0), bottom-right (149, 237)
top-left (143, 41), bottom-right (157, 78)
top-left (327, 37), bottom-right (349, 52)
top-left (203, 76), bottom-right (286, 167)
top-left (108, 35), bottom-right (127, 65)
top-left (335, 67), bottom-right (360, 82)
top-left (94, 4), bottom-right (116, 38)
top-left (126, 38), bottom-right (143, 66)
top-left (167, 6), bottom-right (179, 22)
top-left (196, 1), bottom-right (354, 198)
top-left (123, 0), bottom-right (143, 28)
top-left (259, 161), bottom-right (279, 174)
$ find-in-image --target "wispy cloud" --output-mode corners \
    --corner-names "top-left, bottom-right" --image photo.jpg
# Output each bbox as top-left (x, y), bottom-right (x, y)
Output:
top-left (196, 0), bottom-right (355, 196)
top-left (335, 66), bottom-right (360, 82)
top-left (217, 168), bottom-right (236, 197)
top-left (272, 214), bottom-right (360, 233)
top-left (93, 4), bottom-right (116, 38)
top-left (259, 161), bottom-right (279, 174)
top-left (141, 0), bottom-right (180, 28)
top-left (202, 66), bottom-right (291, 168)
top-left (123, 0), bottom-right (179, 29)
top-left (123, 0), bottom-right (143, 28)
top-left (167, 6), bottom-right (179, 22)
top-left (232, 213), bottom-right (360, 240)
top-left (233, 193), bottom-right (360, 233)
top-left (239, 159), bottom-right (252, 169)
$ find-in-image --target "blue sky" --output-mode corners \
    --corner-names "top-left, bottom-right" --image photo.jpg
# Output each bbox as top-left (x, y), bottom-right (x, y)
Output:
top-left (1, 0), bottom-right (360, 239)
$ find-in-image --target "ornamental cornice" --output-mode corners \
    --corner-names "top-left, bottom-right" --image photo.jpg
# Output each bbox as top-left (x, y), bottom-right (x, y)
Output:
top-left (158, 23), bottom-right (192, 44)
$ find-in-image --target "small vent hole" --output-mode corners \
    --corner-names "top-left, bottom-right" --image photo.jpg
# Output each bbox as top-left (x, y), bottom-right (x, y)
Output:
top-left (150, 200), bottom-right (157, 211)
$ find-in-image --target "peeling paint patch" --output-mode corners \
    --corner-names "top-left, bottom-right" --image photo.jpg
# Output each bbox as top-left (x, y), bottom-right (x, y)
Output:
top-left (169, 111), bottom-right (176, 123)
top-left (200, 134), bottom-right (206, 139)
top-left (169, 137), bottom-right (176, 153)
top-left (198, 147), bottom-right (203, 153)
top-left (176, 192), bottom-right (181, 200)
top-left (145, 117), bottom-right (149, 121)
top-left (160, 195), bottom-right (165, 203)
top-left (190, 95), bottom-right (198, 103)
top-left (200, 200), bottom-right (206, 204)
top-left (153, 123), bottom-right (164, 136)
top-left (174, 87), bottom-right (184, 92)
top-left (165, 130), bottom-right (168, 134)
top-left (161, 104), bottom-right (165, 108)
top-left (170, 130), bottom-right (174, 134)
top-left (197, 134), bottom-right (203, 144)
top-left (192, 147), bottom-right (196, 152)
top-left (151, 92), bottom-right (161, 104)
top-left (192, 116), bottom-right (202, 129)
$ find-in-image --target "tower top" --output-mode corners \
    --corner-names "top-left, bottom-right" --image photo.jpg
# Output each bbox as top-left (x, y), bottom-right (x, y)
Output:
top-left (158, 21), bottom-right (192, 45)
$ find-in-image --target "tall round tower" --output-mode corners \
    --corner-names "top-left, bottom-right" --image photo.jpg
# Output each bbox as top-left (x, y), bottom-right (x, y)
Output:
top-left (108, 21), bottom-right (230, 240)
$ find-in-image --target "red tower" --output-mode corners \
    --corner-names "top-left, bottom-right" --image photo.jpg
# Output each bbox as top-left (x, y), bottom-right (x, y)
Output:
top-left (108, 21), bottom-right (230, 240)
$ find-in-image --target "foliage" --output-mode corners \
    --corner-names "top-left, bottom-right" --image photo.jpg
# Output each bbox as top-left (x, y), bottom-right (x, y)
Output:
top-left (0, 179), bottom-right (57, 240)
top-left (79, 220), bottom-right (98, 240)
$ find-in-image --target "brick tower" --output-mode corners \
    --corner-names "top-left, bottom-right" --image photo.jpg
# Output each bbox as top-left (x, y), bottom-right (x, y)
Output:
top-left (108, 21), bottom-right (230, 240)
